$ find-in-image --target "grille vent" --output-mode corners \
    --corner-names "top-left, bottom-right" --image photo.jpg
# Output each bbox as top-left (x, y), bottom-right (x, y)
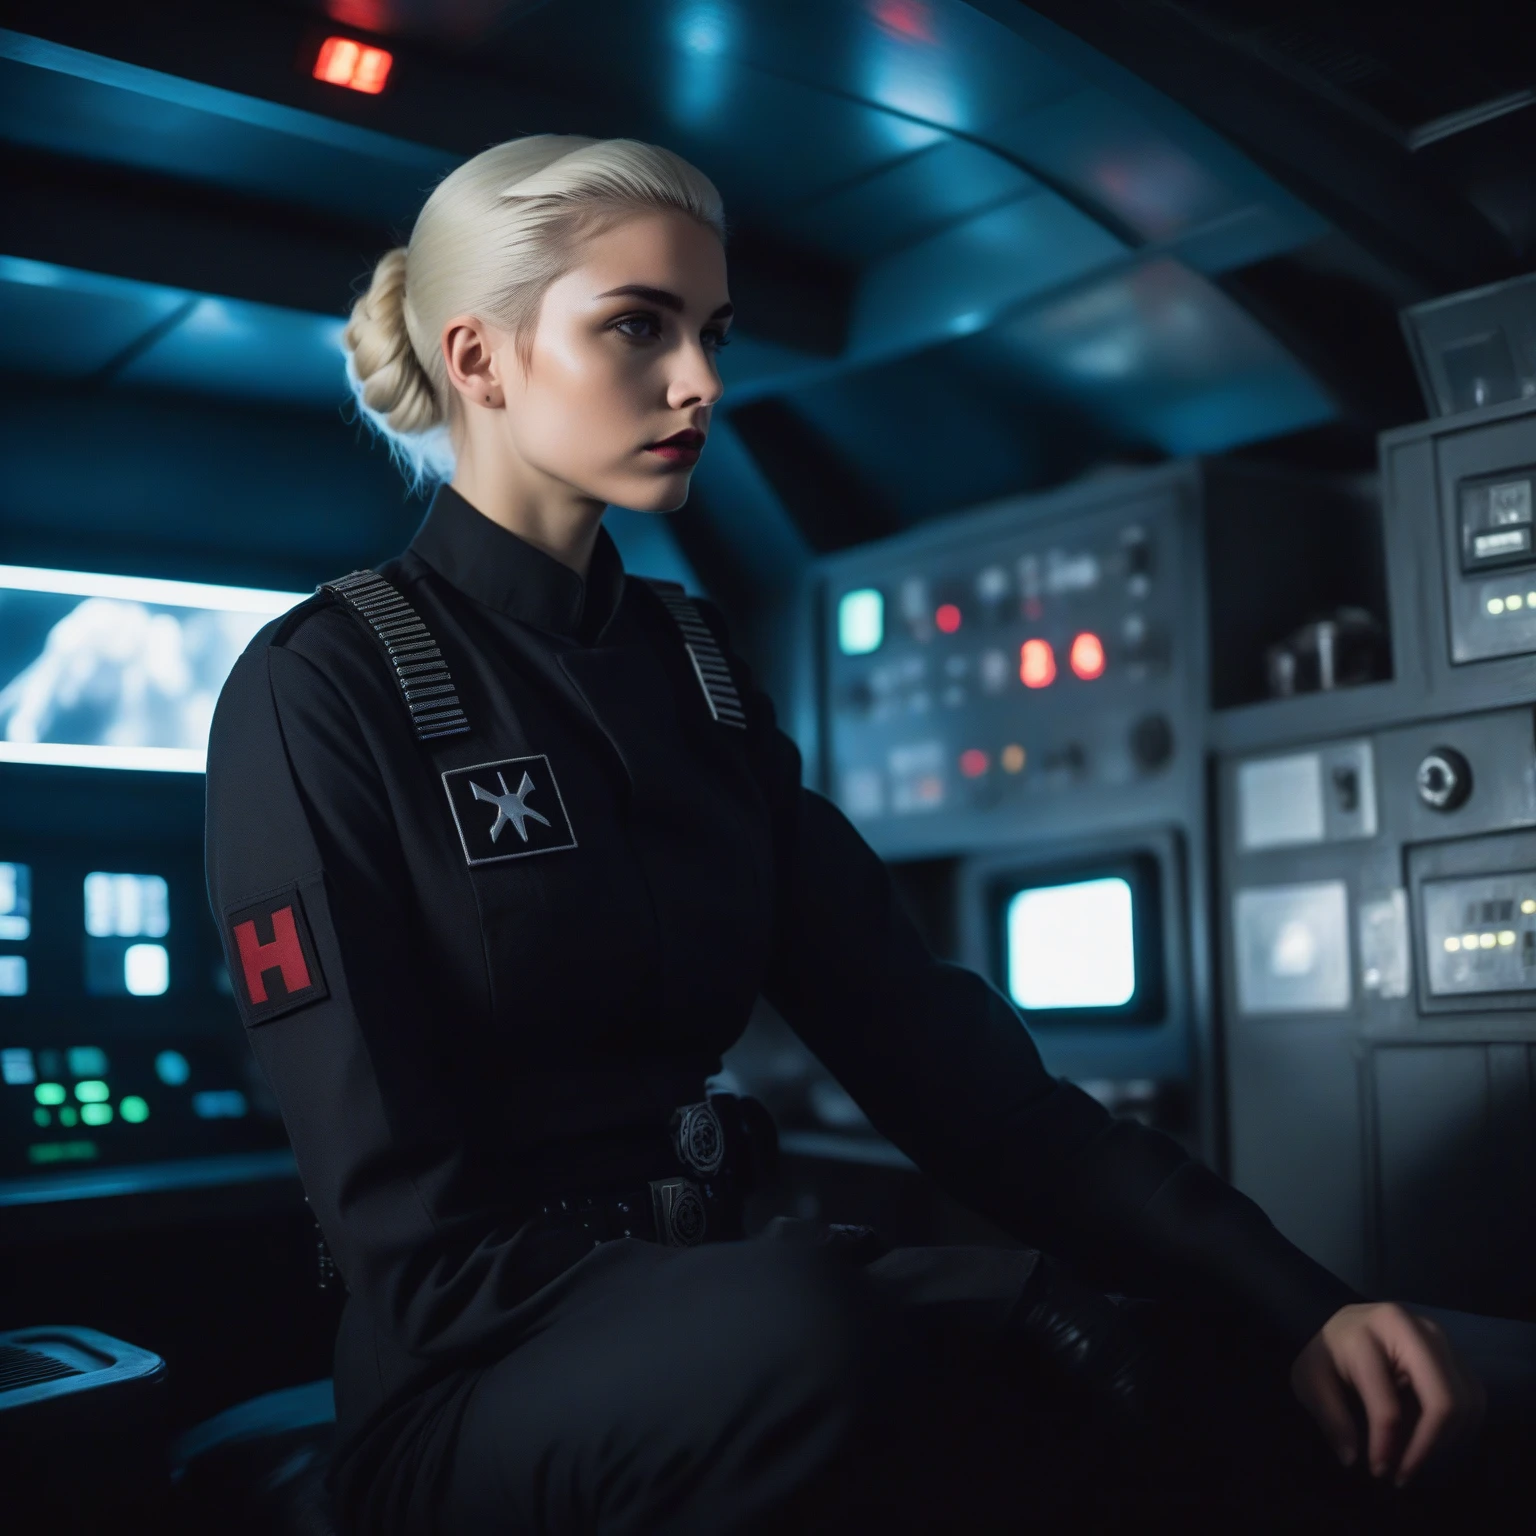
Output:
top-left (0, 1343), bottom-right (82, 1393)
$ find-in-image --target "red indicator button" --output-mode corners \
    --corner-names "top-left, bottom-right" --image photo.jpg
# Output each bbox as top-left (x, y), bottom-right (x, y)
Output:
top-left (935, 602), bottom-right (962, 634)
top-left (959, 748), bottom-right (989, 778)
top-left (1069, 631), bottom-right (1106, 680)
top-left (1020, 638), bottom-right (1056, 689)
top-left (313, 37), bottom-right (394, 94)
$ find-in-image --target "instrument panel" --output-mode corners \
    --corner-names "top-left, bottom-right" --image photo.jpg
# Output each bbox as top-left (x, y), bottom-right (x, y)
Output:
top-left (821, 479), bottom-right (1193, 853)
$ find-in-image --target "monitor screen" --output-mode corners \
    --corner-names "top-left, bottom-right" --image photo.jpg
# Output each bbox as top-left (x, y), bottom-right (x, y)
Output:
top-left (0, 565), bottom-right (306, 772)
top-left (995, 854), bottom-right (1164, 1025)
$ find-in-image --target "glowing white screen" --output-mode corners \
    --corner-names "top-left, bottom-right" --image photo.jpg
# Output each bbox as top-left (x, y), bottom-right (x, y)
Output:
top-left (0, 565), bottom-right (306, 772)
top-left (1006, 876), bottom-right (1136, 1011)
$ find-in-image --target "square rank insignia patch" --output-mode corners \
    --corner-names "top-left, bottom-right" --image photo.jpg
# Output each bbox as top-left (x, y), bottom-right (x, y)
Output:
top-left (225, 887), bottom-right (328, 1026)
top-left (443, 754), bottom-right (578, 866)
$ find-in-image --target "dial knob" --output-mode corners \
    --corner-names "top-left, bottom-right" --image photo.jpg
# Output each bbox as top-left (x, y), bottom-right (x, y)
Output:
top-left (1416, 747), bottom-right (1471, 811)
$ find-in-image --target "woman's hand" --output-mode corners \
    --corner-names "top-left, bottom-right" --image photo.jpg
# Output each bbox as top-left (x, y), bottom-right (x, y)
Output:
top-left (1290, 1302), bottom-right (1486, 1485)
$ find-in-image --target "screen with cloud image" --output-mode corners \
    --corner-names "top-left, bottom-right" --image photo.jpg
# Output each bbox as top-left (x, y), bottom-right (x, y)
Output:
top-left (0, 566), bottom-right (306, 772)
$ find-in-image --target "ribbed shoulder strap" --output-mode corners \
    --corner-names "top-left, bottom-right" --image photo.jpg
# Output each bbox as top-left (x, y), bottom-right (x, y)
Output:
top-left (641, 579), bottom-right (747, 730)
top-left (319, 569), bottom-right (471, 742)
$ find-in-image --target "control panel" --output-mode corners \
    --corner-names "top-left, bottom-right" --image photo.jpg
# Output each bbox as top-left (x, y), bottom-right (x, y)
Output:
top-left (1421, 872), bottom-right (1536, 996)
top-left (820, 477), bottom-right (1192, 853)
top-left (1448, 464), bottom-right (1536, 662)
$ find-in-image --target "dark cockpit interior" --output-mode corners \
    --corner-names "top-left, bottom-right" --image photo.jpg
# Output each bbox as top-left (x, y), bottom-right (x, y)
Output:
top-left (2, 2), bottom-right (1535, 1530)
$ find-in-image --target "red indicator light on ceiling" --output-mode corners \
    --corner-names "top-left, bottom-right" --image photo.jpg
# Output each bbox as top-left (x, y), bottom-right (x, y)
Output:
top-left (1020, 638), bottom-right (1056, 689)
top-left (313, 36), bottom-right (393, 94)
top-left (959, 748), bottom-right (988, 778)
top-left (935, 602), bottom-right (962, 634)
top-left (1070, 631), bottom-right (1106, 681)
top-left (872, 1), bottom-right (936, 43)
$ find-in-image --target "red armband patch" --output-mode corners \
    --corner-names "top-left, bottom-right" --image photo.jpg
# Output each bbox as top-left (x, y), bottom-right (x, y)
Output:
top-left (225, 887), bottom-right (328, 1025)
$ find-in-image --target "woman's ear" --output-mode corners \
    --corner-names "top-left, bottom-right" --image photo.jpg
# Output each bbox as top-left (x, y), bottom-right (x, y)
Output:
top-left (441, 315), bottom-right (504, 410)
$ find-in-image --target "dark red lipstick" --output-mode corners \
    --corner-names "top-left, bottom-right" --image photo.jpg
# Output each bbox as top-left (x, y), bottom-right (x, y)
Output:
top-left (644, 428), bottom-right (705, 466)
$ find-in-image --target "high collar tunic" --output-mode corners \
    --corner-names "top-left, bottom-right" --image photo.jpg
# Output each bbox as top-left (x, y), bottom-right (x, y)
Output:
top-left (205, 486), bottom-right (1358, 1505)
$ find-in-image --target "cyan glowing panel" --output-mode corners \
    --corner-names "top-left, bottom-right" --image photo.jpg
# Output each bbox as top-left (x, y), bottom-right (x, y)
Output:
top-left (1, 1048), bottom-right (34, 1084)
top-left (0, 956), bottom-right (26, 997)
top-left (124, 944), bottom-right (170, 997)
top-left (1007, 877), bottom-right (1136, 1011)
top-left (84, 874), bottom-right (169, 939)
top-left (838, 589), bottom-right (885, 655)
top-left (0, 565), bottom-right (305, 771)
top-left (0, 862), bottom-right (30, 940)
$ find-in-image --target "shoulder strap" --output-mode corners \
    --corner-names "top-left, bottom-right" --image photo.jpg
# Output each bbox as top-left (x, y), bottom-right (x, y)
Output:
top-left (319, 570), bottom-right (471, 742)
top-left (641, 579), bottom-right (747, 730)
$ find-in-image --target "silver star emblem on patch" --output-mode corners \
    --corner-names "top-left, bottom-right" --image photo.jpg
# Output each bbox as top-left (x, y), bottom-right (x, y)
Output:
top-left (470, 770), bottom-right (552, 844)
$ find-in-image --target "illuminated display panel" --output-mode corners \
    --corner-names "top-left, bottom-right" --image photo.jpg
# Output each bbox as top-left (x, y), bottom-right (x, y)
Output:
top-left (1008, 877), bottom-right (1136, 1010)
top-left (995, 854), bottom-right (1165, 1026)
top-left (0, 565), bottom-right (305, 772)
top-left (0, 842), bottom-right (290, 1189)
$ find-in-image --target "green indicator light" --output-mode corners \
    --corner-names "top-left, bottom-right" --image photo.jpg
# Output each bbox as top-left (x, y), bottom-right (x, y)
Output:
top-left (27, 1140), bottom-right (98, 1165)
top-left (58, 1105), bottom-right (78, 1127)
top-left (33, 1107), bottom-right (50, 1128)
top-left (75, 1079), bottom-right (110, 1103)
top-left (80, 1102), bottom-right (113, 1126)
top-left (34, 1082), bottom-right (66, 1106)
top-left (838, 589), bottom-right (884, 656)
top-left (119, 1096), bottom-right (150, 1124)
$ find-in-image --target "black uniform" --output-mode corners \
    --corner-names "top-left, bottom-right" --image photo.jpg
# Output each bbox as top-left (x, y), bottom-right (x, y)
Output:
top-left (205, 486), bottom-right (1359, 1535)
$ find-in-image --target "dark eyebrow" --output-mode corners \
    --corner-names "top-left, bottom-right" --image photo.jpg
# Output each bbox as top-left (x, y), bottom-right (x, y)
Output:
top-left (595, 284), bottom-right (734, 321)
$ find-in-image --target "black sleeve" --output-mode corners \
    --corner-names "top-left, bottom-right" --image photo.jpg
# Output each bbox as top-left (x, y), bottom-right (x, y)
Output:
top-left (709, 606), bottom-right (1362, 1357)
top-left (204, 616), bottom-right (597, 1375)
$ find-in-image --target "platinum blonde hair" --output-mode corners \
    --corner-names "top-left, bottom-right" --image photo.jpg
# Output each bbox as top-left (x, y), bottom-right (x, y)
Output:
top-left (343, 134), bottom-right (725, 485)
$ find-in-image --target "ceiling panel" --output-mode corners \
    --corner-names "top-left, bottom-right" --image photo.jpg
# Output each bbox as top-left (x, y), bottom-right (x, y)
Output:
top-left (655, 55), bottom-right (948, 224)
top-left (779, 138), bottom-right (1038, 265)
top-left (0, 35), bottom-right (455, 230)
top-left (118, 296), bottom-right (349, 409)
top-left (969, 256), bottom-right (1336, 455)
top-left (849, 188), bottom-right (1128, 359)
top-left (0, 257), bottom-right (189, 378)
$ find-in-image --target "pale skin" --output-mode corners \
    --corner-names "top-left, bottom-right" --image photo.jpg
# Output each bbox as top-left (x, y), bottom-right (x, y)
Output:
top-left (435, 206), bottom-right (1486, 1486)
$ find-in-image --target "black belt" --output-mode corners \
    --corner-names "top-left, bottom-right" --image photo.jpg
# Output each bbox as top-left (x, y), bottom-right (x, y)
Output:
top-left (536, 1094), bottom-right (777, 1250)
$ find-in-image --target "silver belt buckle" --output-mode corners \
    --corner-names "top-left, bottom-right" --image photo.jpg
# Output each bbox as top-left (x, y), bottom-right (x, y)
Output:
top-left (672, 1098), bottom-right (726, 1177)
top-left (649, 1177), bottom-right (707, 1246)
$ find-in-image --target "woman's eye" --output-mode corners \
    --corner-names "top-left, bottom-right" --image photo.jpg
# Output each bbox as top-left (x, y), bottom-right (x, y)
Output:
top-left (703, 328), bottom-right (732, 351)
top-left (613, 314), bottom-right (661, 341)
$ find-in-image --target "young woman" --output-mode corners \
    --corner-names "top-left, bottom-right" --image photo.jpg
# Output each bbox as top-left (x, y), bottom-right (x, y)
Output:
top-left (204, 135), bottom-right (1481, 1535)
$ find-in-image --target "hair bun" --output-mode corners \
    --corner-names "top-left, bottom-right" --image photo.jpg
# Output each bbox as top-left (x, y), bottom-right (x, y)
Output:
top-left (343, 247), bottom-right (441, 435)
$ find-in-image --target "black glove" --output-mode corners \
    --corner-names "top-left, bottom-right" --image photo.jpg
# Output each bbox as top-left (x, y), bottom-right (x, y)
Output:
top-left (1008, 1253), bottom-right (1160, 1423)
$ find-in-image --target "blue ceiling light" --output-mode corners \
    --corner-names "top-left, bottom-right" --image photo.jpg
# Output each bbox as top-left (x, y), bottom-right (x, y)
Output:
top-left (859, 0), bottom-right (962, 149)
top-left (670, 2), bottom-right (736, 126)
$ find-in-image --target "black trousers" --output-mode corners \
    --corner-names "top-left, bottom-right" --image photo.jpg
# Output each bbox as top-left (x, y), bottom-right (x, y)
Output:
top-left (364, 1221), bottom-right (1507, 1536)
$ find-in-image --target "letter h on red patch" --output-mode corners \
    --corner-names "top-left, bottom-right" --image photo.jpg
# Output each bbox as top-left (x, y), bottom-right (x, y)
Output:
top-left (225, 888), bottom-right (327, 1025)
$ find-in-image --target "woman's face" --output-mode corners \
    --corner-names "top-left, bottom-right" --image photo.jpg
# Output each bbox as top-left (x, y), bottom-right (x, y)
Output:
top-left (455, 209), bottom-right (732, 514)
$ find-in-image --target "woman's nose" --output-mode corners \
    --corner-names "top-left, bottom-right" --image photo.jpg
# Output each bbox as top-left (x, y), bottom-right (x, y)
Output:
top-left (667, 345), bottom-right (725, 411)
